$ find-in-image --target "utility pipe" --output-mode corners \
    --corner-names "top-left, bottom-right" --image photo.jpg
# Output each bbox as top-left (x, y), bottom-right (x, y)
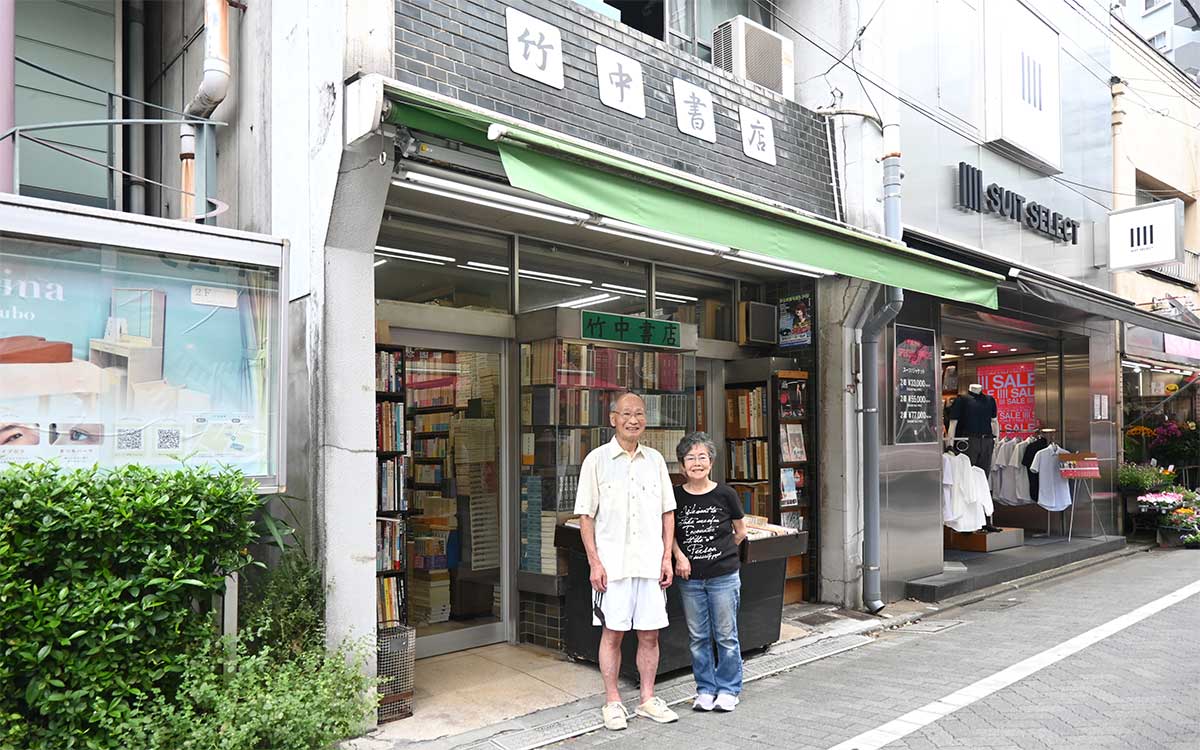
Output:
top-left (179, 0), bottom-right (230, 220)
top-left (0, 0), bottom-right (15, 194)
top-left (860, 1), bottom-right (904, 615)
top-left (126, 0), bottom-right (146, 213)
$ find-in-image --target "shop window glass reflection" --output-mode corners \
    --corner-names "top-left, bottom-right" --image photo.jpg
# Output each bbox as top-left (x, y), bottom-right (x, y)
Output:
top-left (1122, 362), bottom-right (1200, 478)
top-left (0, 234), bottom-right (280, 479)
top-left (653, 266), bottom-right (734, 341)
top-left (518, 242), bottom-right (647, 317)
top-left (375, 218), bottom-right (510, 312)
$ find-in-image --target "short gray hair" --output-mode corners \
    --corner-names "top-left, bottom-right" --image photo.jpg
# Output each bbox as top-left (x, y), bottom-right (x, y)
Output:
top-left (676, 431), bottom-right (717, 465)
top-left (610, 391), bottom-right (645, 413)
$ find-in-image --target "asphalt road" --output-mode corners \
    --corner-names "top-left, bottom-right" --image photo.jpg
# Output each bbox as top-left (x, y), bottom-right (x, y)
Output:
top-left (552, 548), bottom-right (1200, 750)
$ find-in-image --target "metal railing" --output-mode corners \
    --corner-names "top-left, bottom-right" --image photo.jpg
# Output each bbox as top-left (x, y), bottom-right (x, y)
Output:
top-left (0, 56), bottom-right (227, 219)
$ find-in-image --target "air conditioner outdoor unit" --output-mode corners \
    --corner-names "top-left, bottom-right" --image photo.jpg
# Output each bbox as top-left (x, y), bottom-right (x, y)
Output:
top-left (712, 15), bottom-right (795, 101)
top-left (738, 301), bottom-right (778, 346)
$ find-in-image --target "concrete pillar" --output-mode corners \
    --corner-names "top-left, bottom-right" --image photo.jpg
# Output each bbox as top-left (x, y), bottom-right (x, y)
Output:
top-left (816, 276), bottom-right (878, 608)
top-left (318, 138), bottom-right (393, 657)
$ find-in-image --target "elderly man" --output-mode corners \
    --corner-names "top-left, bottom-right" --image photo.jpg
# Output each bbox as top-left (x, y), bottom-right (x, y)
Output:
top-left (574, 391), bottom-right (679, 730)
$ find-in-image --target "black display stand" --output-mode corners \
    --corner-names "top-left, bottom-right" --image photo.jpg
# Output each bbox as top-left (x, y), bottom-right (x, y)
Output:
top-left (555, 524), bottom-right (805, 678)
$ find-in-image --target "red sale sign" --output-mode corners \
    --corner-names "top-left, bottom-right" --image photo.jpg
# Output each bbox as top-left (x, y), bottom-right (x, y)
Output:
top-left (976, 362), bottom-right (1037, 433)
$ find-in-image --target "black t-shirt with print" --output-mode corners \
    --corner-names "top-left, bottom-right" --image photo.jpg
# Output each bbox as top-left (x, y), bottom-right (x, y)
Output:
top-left (673, 483), bottom-right (745, 580)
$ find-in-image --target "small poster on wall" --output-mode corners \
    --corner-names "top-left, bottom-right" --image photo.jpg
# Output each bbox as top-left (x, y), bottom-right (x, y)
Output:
top-left (778, 293), bottom-right (812, 348)
top-left (895, 325), bottom-right (938, 444)
top-left (976, 362), bottom-right (1037, 434)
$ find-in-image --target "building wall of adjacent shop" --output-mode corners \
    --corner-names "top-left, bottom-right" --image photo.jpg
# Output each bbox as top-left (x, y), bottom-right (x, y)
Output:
top-left (392, 0), bottom-right (839, 218)
top-left (790, 0), bottom-right (1116, 287)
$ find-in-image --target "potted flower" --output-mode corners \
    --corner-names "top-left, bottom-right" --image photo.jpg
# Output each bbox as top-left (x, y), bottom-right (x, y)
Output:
top-left (1159, 505), bottom-right (1200, 548)
top-left (1137, 491), bottom-right (1184, 514)
top-left (1125, 425), bottom-right (1156, 464)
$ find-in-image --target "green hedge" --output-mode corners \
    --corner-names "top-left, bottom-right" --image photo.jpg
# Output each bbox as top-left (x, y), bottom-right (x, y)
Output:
top-left (0, 462), bottom-right (260, 749)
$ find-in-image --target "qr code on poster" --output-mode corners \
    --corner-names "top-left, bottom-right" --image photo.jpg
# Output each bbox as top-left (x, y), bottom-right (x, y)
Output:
top-left (116, 428), bottom-right (143, 452)
top-left (156, 428), bottom-right (182, 451)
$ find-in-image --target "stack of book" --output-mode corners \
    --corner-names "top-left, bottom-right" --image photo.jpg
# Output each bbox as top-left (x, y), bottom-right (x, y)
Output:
top-left (413, 412), bottom-right (451, 433)
top-left (378, 455), bottom-right (407, 511)
top-left (376, 402), bottom-right (405, 452)
top-left (519, 475), bottom-right (545, 573)
top-left (639, 428), bottom-right (686, 470)
top-left (455, 418), bottom-right (500, 571)
top-left (407, 350), bottom-right (457, 407)
top-left (725, 387), bottom-right (767, 437)
top-left (730, 483), bottom-right (772, 518)
top-left (728, 439), bottom-right (769, 481)
top-left (409, 570), bottom-right (450, 624)
top-left (375, 350), bottom-right (404, 392)
top-left (377, 576), bottom-right (406, 623)
top-left (376, 519), bottom-right (405, 571)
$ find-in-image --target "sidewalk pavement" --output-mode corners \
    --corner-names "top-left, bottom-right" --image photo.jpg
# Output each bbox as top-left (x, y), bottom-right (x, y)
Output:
top-left (341, 543), bottom-right (1151, 750)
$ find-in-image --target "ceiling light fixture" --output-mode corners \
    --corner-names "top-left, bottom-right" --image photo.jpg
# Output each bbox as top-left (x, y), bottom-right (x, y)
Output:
top-left (375, 245), bottom-right (456, 263)
top-left (393, 172), bottom-right (591, 225)
top-left (586, 218), bottom-right (729, 257)
top-left (954, 339), bottom-right (966, 344)
top-left (728, 249), bottom-right (833, 277)
top-left (1009, 348), bottom-right (1018, 352)
top-left (599, 283), bottom-right (698, 302)
top-left (964, 352), bottom-right (975, 357)
top-left (558, 292), bottom-right (617, 309)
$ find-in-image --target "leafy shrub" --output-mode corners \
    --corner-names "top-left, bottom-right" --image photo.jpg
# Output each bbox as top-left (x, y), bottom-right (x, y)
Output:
top-left (1117, 462), bottom-right (1175, 492)
top-left (117, 631), bottom-right (375, 750)
top-left (240, 547), bottom-right (326, 659)
top-left (0, 462), bottom-right (260, 749)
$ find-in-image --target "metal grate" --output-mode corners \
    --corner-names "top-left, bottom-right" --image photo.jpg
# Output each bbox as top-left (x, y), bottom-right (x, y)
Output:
top-left (377, 623), bottom-right (415, 723)
top-left (744, 24), bottom-right (784, 93)
top-left (712, 21), bottom-right (734, 72)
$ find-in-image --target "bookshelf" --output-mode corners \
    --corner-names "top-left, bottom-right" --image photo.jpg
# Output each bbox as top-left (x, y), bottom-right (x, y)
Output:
top-left (519, 337), bottom-right (696, 578)
top-left (724, 360), bottom-right (815, 603)
top-left (375, 344), bottom-right (409, 627)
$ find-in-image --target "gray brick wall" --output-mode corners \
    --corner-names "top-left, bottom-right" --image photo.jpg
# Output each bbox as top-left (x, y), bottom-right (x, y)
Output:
top-left (394, 0), bottom-right (837, 219)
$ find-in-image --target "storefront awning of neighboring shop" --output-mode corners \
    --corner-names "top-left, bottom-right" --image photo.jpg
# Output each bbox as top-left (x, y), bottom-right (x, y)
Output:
top-left (379, 83), bottom-right (1002, 309)
top-left (905, 226), bottom-right (1200, 342)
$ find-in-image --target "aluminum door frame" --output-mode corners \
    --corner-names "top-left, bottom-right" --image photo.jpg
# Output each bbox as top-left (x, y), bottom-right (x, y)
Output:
top-left (386, 327), bottom-right (515, 659)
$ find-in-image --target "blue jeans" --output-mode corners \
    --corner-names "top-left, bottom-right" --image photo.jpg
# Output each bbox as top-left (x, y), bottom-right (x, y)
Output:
top-left (677, 571), bottom-right (742, 697)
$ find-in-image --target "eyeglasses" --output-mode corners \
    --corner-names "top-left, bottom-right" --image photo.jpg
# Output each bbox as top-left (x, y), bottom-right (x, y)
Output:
top-left (616, 411), bottom-right (646, 421)
top-left (682, 454), bottom-right (712, 463)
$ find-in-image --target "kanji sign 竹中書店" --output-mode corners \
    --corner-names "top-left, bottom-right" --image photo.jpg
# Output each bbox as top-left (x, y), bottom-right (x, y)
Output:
top-left (580, 311), bottom-right (680, 348)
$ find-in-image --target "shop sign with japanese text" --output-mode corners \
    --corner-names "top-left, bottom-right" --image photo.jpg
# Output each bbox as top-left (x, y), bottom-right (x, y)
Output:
top-left (894, 325), bottom-right (937, 444)
top-left (580, 311), bottom-right (681, 348)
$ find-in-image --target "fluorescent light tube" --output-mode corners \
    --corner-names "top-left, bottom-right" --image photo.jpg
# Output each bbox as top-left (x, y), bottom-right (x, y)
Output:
top-left (592, 218), bottom-right (729, 255)
top-left (725, 254), bottom-right (821, 278)
top-left (395, 173), bottom-right (591, 224)
top-left (375, 245), bottom-right (455, 263)
top-left (558, 292), bottom-right (615, 308)
top-left (586, 224), bottom-right (724, 256)
top-left (373, 259), bottom-right (387, 267)
top-left (730, 249), bottom-right (832, 276)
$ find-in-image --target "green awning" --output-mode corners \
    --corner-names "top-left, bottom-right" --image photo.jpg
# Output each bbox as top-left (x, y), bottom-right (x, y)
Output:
top-left (383, 89), bottom-right (1000, 309)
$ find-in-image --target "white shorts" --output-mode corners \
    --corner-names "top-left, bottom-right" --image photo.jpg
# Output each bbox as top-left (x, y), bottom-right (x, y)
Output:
top-left (592, 577), bottom-right (668, 631)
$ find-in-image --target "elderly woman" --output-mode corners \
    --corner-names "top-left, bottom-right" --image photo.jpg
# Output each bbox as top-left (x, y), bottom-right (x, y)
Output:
top-left (672, 431), bottom-right (747, 712)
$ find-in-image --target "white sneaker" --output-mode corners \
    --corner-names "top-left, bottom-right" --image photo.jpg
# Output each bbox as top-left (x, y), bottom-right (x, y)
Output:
top-left (635, 696), bottom-right (679, 723)
top-left (713, 693), bottom-right (740, 712)
top-left (602, 701), bottom-right (628, 731)
top-left (692, 693), bottom-right (716, 711)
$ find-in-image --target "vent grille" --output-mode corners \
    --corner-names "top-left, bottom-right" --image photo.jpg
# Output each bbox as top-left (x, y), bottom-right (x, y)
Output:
top-left (744, 24), bottom-right (785, 93)
top-left (713, 21), bottom-right (734, 72)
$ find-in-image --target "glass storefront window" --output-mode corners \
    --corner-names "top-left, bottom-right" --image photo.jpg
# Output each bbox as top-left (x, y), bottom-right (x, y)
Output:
top-left (0, 233), bottom-right (280, 480)
top-left (375, 218), bottom-right (511, 312)
top-left (653, 266), bottom-right (734, 341)
top-left (518, 241), bottom-right (647, 317)
top-left (1122, 362), bottom-right (1200, 476)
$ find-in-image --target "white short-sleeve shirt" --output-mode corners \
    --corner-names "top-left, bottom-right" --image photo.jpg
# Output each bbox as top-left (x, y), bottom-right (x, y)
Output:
top-left (573, 437), bottom-right (677, 581)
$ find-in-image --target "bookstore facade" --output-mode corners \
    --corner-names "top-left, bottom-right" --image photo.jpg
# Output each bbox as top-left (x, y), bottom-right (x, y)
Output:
top-left (349, 78), bottom-right (1000, 725)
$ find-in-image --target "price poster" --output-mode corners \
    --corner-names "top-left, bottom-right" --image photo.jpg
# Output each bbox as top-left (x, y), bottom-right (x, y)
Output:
top-left (894, 325), bottom-right (938, 444)
top-left (976, 362), bottom-right (1037, 433)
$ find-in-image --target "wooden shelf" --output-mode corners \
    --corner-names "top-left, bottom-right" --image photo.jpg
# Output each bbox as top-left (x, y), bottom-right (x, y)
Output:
top-left (377, 451), bottom-right (404, 459)
top-left (411, 431), bottom-right (449, 438)
top-left (376, 391), bottom-right (405, 400)
top-left (727, 435), bottom-right (768, 441)
top-left (412, 456), bottom-right (446, 463)
top-left (375, 343), bottom-right (406, 352)
top-left (409, 405), bottom-right (461, 414)
top-left (375, 569), bottom-right (406, 578)
top-left (411, 482), bottom-right (442, 490)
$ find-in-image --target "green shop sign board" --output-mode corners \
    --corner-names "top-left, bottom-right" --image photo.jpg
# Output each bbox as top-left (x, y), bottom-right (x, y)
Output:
top-left (580, 311), bottom-right (680, 348)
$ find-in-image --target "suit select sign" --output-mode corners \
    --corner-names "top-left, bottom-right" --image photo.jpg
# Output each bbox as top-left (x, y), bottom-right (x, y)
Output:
top-left (1107, 199), bottom-right (1185, 271)
top-left (976, 362), bottom-right (1037, 434)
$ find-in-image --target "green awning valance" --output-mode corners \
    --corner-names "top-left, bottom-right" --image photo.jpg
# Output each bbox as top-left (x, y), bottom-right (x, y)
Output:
top-left (383, 89), bottom-right (1000, 309)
